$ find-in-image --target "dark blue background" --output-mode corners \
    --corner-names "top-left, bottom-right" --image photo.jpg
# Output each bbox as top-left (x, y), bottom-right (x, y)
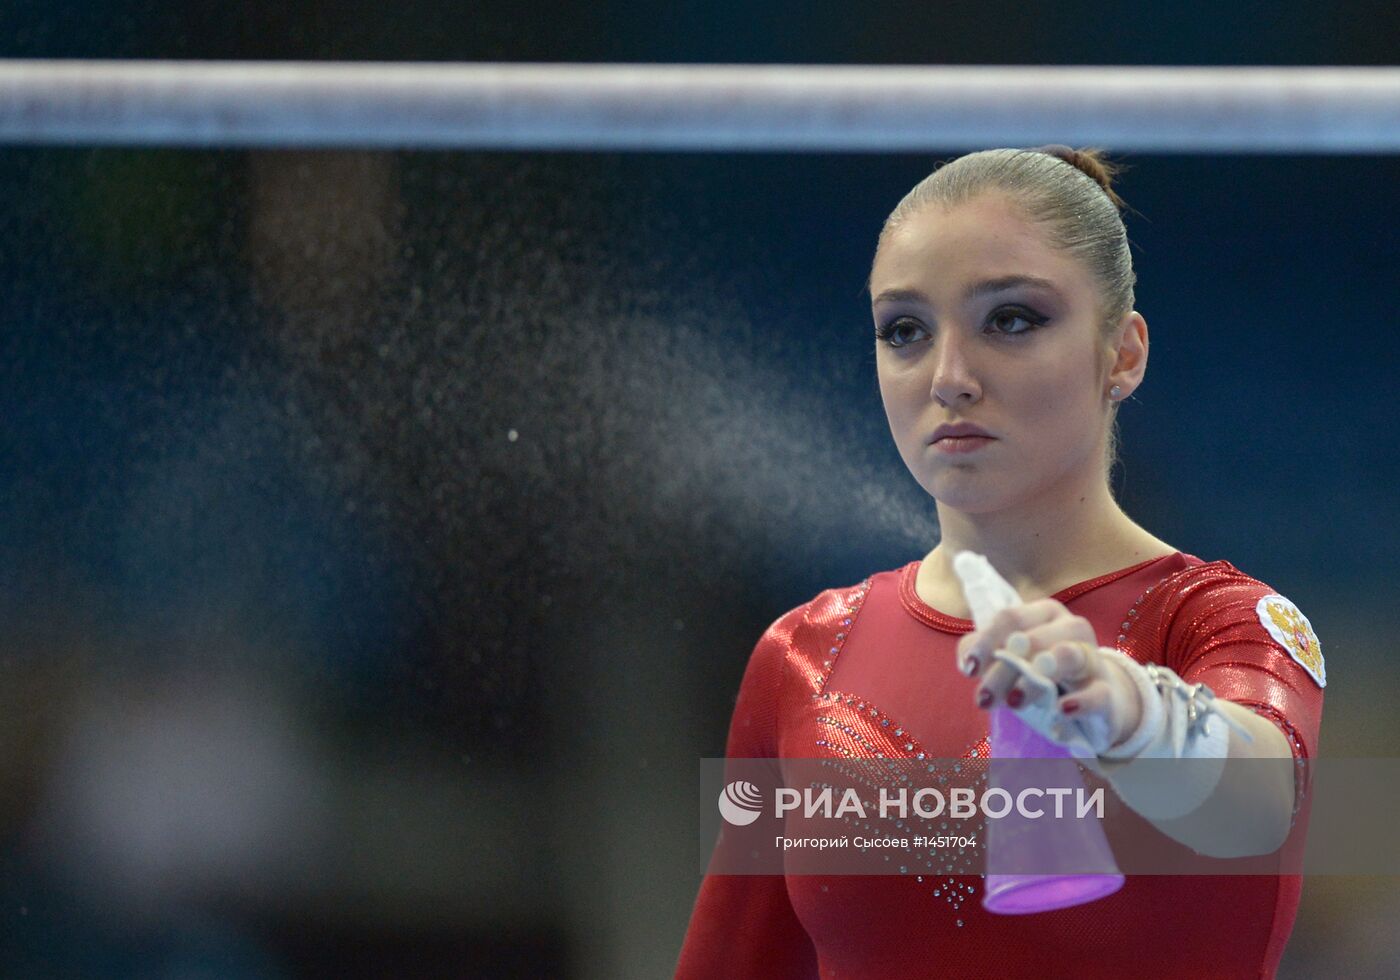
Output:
top-left (0, 3), bottom-right (1395, 977)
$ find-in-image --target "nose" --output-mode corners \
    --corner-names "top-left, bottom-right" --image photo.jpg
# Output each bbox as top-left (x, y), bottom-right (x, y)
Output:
top-left (929, 331), bottom-right (982, 407)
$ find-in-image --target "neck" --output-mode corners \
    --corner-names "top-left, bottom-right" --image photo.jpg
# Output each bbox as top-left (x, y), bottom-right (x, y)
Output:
top-left (924, 466), bottom-right (1170, 600)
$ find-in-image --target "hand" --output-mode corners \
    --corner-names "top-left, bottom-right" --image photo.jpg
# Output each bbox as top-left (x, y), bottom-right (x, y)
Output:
top-left (955, 599), bottom-right (1144, 753)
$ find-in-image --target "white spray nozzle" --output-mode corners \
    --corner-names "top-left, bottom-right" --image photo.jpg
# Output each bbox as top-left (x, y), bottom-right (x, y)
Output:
top-left (951, 551), bottom-right (1024, 630)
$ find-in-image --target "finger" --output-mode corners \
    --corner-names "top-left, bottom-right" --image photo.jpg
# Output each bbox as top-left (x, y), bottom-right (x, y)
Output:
top-left (956, 632), bottom-right (984, 678)
top-left (970, 596), bottom-right (1080, 704)
top-left (1010, 616), bottom-right (1096, 693)
top-left (1001, 637), bottom-right (1042, 710)
top-left (959, 625), bottom-right (1020, 680)
top-left (1059, 677), bottom-right (1111, 717)
top-left (1005, 631), bottom-right (1031, 658)
top-left (974, 652), bottom-right (1019, 709)
top-left (1029, 640), bottom-right (1097, 690)
top-left (1018, 615), bottom-right (1095, 651)
top-left (979, 601), bottom-right (1063, 655)
top-left (976, 633), bottom-right (1055, 707)
top-left (989, 648), bottom-right (1058, 706)
top-left (1055, 679), bottom-right (1120, 752)
top-left (996, 616), bottom-right (1069, 686)
top-left (998, 631), bottom-right (1037, 702)
top-left (964, 601), bottom-right (1063, 681)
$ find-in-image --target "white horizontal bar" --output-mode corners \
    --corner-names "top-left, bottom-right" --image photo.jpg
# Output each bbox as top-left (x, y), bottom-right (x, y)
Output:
top-left (0, 61), bottom-right (1397, 152)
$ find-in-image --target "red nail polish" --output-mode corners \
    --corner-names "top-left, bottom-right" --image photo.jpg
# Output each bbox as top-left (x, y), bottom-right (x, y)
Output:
top-left (977, 690), bottom-right (993, 709)
top-left (1061, 699), bottom-right (1080, 715)
top-left (1007, 689), bottom-right (1024, 708)
top-left (966, 659), bottom-right (980, 678)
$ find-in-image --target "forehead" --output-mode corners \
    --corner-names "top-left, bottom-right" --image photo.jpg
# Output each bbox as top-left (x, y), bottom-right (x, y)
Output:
top-left (872, 193), bottom-right (1088, 300)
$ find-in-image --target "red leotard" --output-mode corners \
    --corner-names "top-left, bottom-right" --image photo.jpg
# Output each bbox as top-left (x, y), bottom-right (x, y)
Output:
top-left (676, 552), bottom-right (1324, 980)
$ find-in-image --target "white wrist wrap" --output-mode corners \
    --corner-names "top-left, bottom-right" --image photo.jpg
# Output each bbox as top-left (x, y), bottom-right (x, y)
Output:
top-left (1089, 650), bottom-right (1255, 820)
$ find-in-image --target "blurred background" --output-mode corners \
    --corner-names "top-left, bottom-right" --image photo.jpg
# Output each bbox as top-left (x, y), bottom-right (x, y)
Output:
top-left (1, 1), bottom-right (1398, 977)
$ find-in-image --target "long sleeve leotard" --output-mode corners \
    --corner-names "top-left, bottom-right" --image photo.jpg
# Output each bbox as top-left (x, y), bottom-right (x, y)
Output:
top-left (676, 552), bottom-right (1325, 980)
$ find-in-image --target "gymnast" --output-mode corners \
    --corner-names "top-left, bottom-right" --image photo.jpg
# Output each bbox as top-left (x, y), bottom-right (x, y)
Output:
top-left (676, 146), bottom-right (1324, 979)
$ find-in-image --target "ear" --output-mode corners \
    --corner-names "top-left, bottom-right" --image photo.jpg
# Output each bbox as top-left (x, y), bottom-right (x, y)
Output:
top-left (1106, 311), bottom-right (1148, 396)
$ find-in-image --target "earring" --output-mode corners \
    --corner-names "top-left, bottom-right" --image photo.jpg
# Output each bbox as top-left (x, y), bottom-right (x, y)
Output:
top-left (1109, 385), bottom-right (1122, 400)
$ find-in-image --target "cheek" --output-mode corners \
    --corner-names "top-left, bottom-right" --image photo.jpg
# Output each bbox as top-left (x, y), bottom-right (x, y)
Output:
top-left (876, 362), bottom-right (920, 419)
top-left (1006, 363), bottom-right (1099, 436)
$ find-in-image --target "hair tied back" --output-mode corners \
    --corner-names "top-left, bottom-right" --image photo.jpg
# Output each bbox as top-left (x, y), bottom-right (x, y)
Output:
top-left (1032, 144), bottom-right (1127, 210)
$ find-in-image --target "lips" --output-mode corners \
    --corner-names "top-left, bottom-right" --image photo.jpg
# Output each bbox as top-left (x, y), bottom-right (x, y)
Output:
top-left (930, 422), bottom-right (993, 444)
top-left (933, 435), bottom-right (994, 455)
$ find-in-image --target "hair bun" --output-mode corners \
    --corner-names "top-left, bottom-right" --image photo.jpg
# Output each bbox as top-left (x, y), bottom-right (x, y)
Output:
top-left (1033, 144), bottom-right (1126, 210)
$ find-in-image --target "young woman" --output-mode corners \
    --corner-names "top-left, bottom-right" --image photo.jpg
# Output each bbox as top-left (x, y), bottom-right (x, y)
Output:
top-left (675, 146), bottom-right (1325, 979)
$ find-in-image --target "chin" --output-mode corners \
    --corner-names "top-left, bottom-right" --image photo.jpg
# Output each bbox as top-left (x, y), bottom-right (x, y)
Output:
top-left (923, 472), bottom-right (1010, 514)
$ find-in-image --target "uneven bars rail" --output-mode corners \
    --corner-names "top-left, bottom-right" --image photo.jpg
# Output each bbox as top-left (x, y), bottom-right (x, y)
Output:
top-left (0, 61), bottom-right (1396, 151)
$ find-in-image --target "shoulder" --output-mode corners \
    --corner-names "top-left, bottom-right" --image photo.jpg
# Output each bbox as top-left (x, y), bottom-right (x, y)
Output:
top-left (741, 569), bottom-right (883, 692)
top-left (1153, 559), bottom-right (1326, 688)
top-left (1153, 558), bottom-right (1301, 611)
top-left (756, 574), bottom-right (875, 658)
top-left (726, 575), bottom-right (875, 758)
top-left (1157, 558), bottom-right (1305, 610)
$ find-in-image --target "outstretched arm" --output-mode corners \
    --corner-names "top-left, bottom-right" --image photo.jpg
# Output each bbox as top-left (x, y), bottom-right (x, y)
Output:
top-left (954, 553), bottom-right (1320, 858)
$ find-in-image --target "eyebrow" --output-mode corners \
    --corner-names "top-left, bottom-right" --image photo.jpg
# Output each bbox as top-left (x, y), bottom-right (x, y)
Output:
top-left (872, 275), bottom-right (1062, 306)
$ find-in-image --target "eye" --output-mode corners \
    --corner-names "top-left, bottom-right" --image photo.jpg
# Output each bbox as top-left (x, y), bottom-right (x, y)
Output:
top-left (987, 306), bottom-right (1049, 336)
top-left (874, 317), bottom-right (928, 348)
